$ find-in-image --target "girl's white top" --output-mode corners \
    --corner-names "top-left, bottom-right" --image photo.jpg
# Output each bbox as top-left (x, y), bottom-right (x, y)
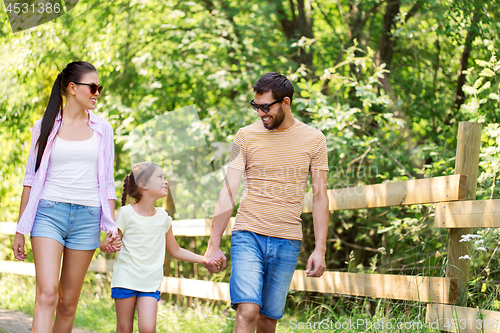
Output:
top-left (40, 132), bottom-right (100, 207)
top-left (111, 204), bottom-right (172, 292)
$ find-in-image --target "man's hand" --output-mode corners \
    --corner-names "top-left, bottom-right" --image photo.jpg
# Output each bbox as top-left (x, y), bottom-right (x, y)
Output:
top-left (203, 243), bottom-right (227, 273)
top-left (305, 249), bottom-right (326, 277)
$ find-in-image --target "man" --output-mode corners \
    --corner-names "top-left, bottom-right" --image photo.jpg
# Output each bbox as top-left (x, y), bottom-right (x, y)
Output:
top-left (203, 72), bottom-right (329, 333)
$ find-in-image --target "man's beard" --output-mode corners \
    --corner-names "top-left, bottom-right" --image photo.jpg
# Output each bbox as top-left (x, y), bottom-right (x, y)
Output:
top-left (263, 106), bottom-right (285, 130)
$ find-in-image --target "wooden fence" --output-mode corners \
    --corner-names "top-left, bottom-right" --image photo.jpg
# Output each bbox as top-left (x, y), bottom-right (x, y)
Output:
top-left (1, 121), bottom-right (499, 331)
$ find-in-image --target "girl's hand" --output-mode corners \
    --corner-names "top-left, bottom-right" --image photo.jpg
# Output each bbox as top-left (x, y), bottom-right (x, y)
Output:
top-left (12, 232), bottom-right (27, 261)
top-left (100, 231), bottom-right (122, 253)
top-left (109, 232), bottom-right (122, 252)
top-left (210, 258), bottom-right (223, 273)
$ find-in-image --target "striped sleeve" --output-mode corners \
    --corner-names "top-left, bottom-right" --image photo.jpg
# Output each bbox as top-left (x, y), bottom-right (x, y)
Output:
top-left (103, 120), bottom-right (117, 200)
top-left (22, 120), bottom-right (42, 187)
top-left (310, 132), bottom-right (329, 171)
top-left (227, 129), bottom-right (246, 171)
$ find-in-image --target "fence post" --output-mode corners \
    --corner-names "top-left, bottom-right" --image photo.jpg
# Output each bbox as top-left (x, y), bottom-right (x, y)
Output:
top-left (447, 121), bottom-right (482, 304)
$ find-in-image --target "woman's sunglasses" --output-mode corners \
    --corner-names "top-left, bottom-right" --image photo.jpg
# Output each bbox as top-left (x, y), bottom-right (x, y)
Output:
top-left (249, 96), bottom-right (285, 113)
top-left (73, 82), bottom-right (104, 95)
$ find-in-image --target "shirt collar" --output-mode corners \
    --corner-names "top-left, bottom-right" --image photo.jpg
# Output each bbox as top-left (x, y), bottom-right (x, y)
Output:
top-left (55, 110), bottom-right (101, 132)
top-left (55, 111), bottom-right (63, 123)
top-left (87, 109), bottom-right (99, 125)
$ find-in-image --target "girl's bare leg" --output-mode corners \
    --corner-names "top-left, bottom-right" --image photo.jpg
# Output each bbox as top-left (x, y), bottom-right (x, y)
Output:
top-left (136, 296), bottom-right (158, 333)
top-left (115, 296), bottom-right (137, 333)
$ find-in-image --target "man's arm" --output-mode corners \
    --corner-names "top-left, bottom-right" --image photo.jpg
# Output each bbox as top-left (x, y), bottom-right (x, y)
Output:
top-left (306, 169), bottom-right (329, 277)
top-left (203, 166), bottom-right (243, 273)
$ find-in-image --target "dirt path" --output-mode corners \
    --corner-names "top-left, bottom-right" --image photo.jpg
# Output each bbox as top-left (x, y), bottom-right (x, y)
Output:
top-left (0, 309), bottom-right (95, 333)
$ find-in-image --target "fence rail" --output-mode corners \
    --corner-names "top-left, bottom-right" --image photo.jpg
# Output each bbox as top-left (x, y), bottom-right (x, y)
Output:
top-left (2, 121), bottom-right (500, 326)
top-left (0, 259), bottom-right (458, 304)
top-left (435, 199), bottom-right (500, 228)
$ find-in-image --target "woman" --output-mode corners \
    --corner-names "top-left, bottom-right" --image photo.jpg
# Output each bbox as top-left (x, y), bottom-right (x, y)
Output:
top-left (11, 61), bottom-right (120, 332)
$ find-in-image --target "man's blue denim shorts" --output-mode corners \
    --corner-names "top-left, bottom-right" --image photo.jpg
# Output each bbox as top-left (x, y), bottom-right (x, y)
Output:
top-left (31, 199), bottom-right (101, 250)
top-left (229, 230), bottom-right (301, 320)
top-left (111, 287), bottom-right (161, 301)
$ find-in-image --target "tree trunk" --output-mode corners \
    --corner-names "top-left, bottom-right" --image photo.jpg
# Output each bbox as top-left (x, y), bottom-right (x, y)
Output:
top-left (270, 0), bottom-right (314, 73)
top-left (296, 0), bottom-right (314, 71)
top-left (453, 6), bottom-right (481, 111)
top-left (376, 0), bottom-right (399, 101)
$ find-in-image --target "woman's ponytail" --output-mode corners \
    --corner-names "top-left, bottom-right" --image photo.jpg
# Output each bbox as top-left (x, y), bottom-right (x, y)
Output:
top-left (35, 73), bottom-right (63, 172)
top-left (34, 61), bottom-right (98, 173)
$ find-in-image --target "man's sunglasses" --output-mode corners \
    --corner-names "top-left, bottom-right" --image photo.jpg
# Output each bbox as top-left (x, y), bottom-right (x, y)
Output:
top-left (249, 96), bottom-right (285, 113)
top-left (73, 82), bottom-right (103, 95)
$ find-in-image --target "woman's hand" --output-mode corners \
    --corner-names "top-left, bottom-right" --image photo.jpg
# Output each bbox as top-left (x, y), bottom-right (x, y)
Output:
top-left (101, 230), bottom-right (122, 253)
top-left (12, 232), bottom-right (27, 261)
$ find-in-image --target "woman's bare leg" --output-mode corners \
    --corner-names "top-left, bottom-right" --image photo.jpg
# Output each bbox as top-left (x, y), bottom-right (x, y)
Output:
top-left (31, 237), bottom-right (64, 333)
top-left (52, 247), bottom-right (94, 333)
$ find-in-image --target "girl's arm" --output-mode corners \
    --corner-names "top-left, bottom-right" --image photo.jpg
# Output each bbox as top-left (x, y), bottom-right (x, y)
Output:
top-left (166, 228), bottom-right (203, 264)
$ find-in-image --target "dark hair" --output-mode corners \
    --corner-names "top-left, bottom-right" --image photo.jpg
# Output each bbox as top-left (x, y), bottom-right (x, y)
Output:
top-left (121, 162), bottom-right (160, 206)
top-left (252, 72), bottom-right (294, 105)
top-left (35, 61), bottom-right (98, 172)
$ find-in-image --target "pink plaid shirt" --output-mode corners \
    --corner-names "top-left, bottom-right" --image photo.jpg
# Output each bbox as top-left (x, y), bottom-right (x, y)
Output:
top-left (16, 110), bottom-right (118, 235)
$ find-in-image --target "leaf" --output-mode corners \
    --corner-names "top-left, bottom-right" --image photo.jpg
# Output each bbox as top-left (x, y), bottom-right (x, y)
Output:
top-left (480, 68), bottom-right (495, 77)
top-left (474, 77), bottom-right (484, 89)
top-left (463, 85), bottom-right (478, 95)
top-left (475, 59), bottom-right (489, 67)
top-left (488, 93), bottom-right (500, 101)
top-left (478, 81), bottom-right (491, 93)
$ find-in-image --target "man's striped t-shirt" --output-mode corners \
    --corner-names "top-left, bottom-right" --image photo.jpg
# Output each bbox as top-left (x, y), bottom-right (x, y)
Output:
top-left (227, 118), bottom-right (329, 241)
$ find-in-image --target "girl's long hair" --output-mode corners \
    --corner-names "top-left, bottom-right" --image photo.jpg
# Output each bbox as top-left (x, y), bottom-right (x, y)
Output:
top-left (121, 162), bottom-right (159, 206)
top-left (35, 61), bottom-right (97, 172)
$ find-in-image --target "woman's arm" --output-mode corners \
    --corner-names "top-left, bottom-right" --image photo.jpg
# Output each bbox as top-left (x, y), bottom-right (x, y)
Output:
top-left (166, 228), bottom-right (203, 264)
top-left (12, 186), bottom-right (31, 261)
top-left (109, 199), bottom-right (115, 220)
top-left (18, 186), bottom-right (31, 223)
top-left (12, 122), bottom-right (40, 260)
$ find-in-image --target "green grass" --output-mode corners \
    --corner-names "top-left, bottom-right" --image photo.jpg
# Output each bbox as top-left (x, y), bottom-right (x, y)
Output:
top-left (0, 273), bottom-right (234, 333)
top-left (0, 273), bottom-right (442, 332)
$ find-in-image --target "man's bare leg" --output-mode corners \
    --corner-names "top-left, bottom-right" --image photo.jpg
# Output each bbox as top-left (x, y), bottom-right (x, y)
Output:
top-left (257, 313), bottom-right (277, 333)
top-left (234, 303), bottom-right (260, 333)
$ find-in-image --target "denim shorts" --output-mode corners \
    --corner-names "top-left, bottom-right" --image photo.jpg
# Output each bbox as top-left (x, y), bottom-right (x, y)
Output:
top-left (230, 230), bottom-right (301, 320)
top-left (111, 287), bottom-right (161, 301)
top-left (31, 199), bottom-right (101, 250)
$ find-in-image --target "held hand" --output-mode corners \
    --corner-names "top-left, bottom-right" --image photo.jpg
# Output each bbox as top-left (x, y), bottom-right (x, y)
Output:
top-left (306, 249), bottom-right (326, 277)
top-left (12, 232), bottom-right (27, 261)
top-left (102, 231), bottom-right (122, 253)
top-left (203, 244), bottom-right (226, 273)
top-left (109, 231), bottom-right (122, 252)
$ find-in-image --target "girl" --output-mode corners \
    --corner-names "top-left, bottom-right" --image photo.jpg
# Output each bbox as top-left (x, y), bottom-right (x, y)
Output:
top-left (101, 162), bottom-right (220, 333)
top-left (11, 61), bottom-right (120, 332)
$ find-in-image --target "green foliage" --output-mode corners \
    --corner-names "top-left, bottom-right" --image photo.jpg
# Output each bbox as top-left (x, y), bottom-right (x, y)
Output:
top-left (2, 0), bottom-right (500, 321)
top-left (460, 43), bottom-right (500, 122)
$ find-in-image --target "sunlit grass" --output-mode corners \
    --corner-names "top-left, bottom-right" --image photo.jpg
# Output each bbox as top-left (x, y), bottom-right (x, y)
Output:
top-left (0, 273), bottom-right (235, 333)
